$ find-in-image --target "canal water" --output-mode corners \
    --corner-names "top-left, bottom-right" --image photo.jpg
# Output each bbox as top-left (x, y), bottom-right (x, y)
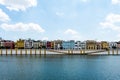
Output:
top-left (0, 54), bottom-right (120, 80)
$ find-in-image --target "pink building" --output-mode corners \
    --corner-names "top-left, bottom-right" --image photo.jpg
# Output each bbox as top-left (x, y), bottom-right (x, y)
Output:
top-left (4, 40), bottom-right (15, 49)
top-left (117, 42), bottom-right (120, 49)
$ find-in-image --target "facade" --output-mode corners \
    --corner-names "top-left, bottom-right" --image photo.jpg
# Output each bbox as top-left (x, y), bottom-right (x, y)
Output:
top-left (96, 42), bottom-right (101, 49)
top-left (41, 40), bottom-right (47, 49)
top-left (117, 42), bottom-right (120, 49)
top-left (15, 39), bottom-right (24, 49)
top-left (109, 42), bottom-right (117, 49)
top-left (24, 39), bottom-right (33, 49)
top-left (80, 41), bottom-right (86, 49)
top-left (101, 41), bottom-right (109, 49)
top-left (46, 41), bottom-right (51, 49)
top-left (0, 38), bottom-right (2, 48)
top-left (62, 40), bottom-right (75, 49)
top-left (51, 41), bottom-right (54, 49)
top-left (86, 40), bottom-right (97, 50)
top-left (74, 41), bottom-right (86, 49)
top-left (33, 41), bottom-right (40, 49)
top-left (4, 40), bottom-right (15, 49)
top-left (74, 41), bottom-right (81, 49)
top-left (54, 40), bottom-right (62, 49)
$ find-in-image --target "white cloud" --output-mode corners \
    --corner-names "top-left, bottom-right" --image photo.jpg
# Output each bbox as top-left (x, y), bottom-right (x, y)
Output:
top-left (64, 29), bottom-right (82, 40)
top-left (112, 0), bottom-right (120, 5)
top-left (42, 37), bottom-right (49, 40)
top-left (0, 9), bottom-right (10, 22)
top-left (0, 23), bottom-right (45, 32)
top-left (100, 13), bottom-right (120, 31)
top-left (0, 0), bottom-right (37, 11)
top-left (100, 13), bottom-right (120, 40)
top-left (81, 0), bottom-right (88, 2)
top-left (64, 29), bottom-right (78, 35)
top-left (56, 12), bottom-right (64, 17)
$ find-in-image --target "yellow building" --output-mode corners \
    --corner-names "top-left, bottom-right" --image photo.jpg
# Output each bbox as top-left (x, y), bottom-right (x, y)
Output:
top-left (51, 41), bottom-right (54, 49)
top-left (15, 39), bottom-right (24, 49)
top-left (86, 40), bottom-right (97, 50)
top-left (101, 41), bottom-right (109, 49)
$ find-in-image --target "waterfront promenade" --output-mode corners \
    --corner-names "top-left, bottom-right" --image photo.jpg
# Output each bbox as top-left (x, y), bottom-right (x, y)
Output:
top-left (0, 49), bottom-right (119, 55)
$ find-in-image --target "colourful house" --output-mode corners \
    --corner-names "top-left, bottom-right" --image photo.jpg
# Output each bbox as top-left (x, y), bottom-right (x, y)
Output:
top-left (86, 40), bottom-right (97, 50)
top-left (101, 41), bottom-right (109, 49)
top-left (117, 42), bottom-right (120, 49)
top-left (47, 41), bottom-right (51, 49)
top-left (24, 38), bottom-right (33, 49)
top-left (54, 40), bottom-right (62, 49)
top-left (62, 40), bottom-right (75, 50)
top-left (4, 40), bottom-right (15, 49)
top-left (33, 40), bottom-right (40, 49)
top-left (15, 39), bottom-right (24, 49)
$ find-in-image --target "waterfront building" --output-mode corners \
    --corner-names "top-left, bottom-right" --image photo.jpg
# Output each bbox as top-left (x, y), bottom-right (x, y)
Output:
top-left (0, 41), bottom-right (4, 49)
top-left (51, 41), bottom-right (55, 49)
top-left (24, 38), bottom-right (33, 49)
top-left (33, 40), bottom-right (40, 49)
top-left (0, 38), bottom-right (2, 48)
top-left (74, 41), bottom-right (81, 50)
top-left (41, 40), bottom-right (47, 49)
top-left (101, 41), bottom-right (109, 49)
top-left (15, 39), bottom-right (24, 49)
top-left (4, 40), bottom-right (15, 49)
top-left (74, 41), bottom-right (86, 50)
top-left (116, 42), bottom-right (120, 49)
top-left (62, 40), bottom-right (75, 50)
top-left (53, 40), bottom-right (62, 49)
top-left (80, 41), bottom-right (86, 49)
top-left (96, 42), bottom-right (101, 49)
top-left (86, 40), bottom-right (97, 50)
top-left (47, 41), bottom-right (52, 49)
top-left (109, 42), bottom-right (117, 49)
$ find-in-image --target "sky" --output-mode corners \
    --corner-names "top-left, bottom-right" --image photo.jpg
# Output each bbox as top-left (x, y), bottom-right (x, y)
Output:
top-left (0, 0), bottom-right (120, 41)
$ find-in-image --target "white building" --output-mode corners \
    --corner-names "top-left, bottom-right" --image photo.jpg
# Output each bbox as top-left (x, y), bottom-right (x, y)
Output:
top-left (74, 41), bottom-right (86, 50)
top-left (24, 38), bottom-right (33, 49)
top-left (109, 42), bottom-right (117, 49)
top-left (33, 41), bottom-right (40, 49)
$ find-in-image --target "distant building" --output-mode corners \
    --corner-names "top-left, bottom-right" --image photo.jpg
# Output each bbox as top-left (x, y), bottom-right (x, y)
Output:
top-left (74, 41), bottom-right (86, 49)
top-left (47, 41), bottom-right (52, 49)
top-left (96, 42), bottom-right (101, 49)
top-left (117, 42), bottom-right (120, 49)
top-left (109, 42), bottom-right (117, 49)
top-left (54, 40), bottom-right (62, 49)
top-left (101, 41), bottom-right (109, 49)
top-left (4, 40), bottom-right (15, 49)
top-left (0, 38), bottom-right (2, 48)
top-left (24, 38), bottom-right (33, 49)
top-left (41, 40), bottom-right (47, 49)
top-left (33, 40), bottom-right (40, 49)
top-left (62, 40), bottom-right (75, 50)
top-left (15, 39), bottom-right (24, 49)
top-left (86, 40), bottom-right (97, 50)
top-left (74, 41), bottom-right (81, 49)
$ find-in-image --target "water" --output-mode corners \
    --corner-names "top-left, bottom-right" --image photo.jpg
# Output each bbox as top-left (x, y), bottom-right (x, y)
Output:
top-left (0, 54), bottom-right (120, 80)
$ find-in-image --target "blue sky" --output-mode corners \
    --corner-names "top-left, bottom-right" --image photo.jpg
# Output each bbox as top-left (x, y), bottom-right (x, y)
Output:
top-left (0, 0), bottom-right (120, 41)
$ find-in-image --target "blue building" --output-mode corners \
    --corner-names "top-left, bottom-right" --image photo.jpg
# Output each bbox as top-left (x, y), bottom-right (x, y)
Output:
top-left (62, 40), bottom-right (75, 49)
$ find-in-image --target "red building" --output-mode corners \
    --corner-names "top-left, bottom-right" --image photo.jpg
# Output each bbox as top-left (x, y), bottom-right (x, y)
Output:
top-left (4, 40), bottom-right (15, 49)
top-left (47, 41), bottom-right (51, 49)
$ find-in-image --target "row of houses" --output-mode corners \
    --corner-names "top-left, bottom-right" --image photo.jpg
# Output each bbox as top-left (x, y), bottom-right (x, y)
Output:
top-left (0, 38), bottom-right (120, 49)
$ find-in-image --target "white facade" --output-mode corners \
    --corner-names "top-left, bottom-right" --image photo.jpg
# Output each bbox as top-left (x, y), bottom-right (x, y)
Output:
top-left (24, 39), bottom-right (33, 49)
top-left (33, 41), bottom-right (40, 49)
top-left (74, 41), bottom-right (86, 50)
top-left (109, 42), bottom-right (117, 49)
